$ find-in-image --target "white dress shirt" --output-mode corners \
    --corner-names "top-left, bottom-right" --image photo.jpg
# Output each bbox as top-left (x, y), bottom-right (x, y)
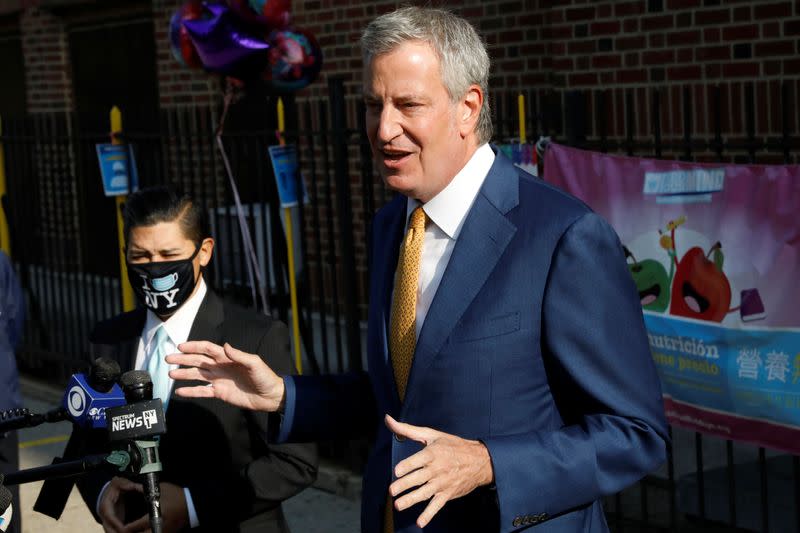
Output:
top-left (97, 278), bottom-right (208, 528)
top-left (400, 143), bottom-right (495, 338)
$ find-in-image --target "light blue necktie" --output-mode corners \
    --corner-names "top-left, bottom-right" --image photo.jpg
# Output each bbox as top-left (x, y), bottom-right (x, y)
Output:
top-left (147, 325), bottom-right (172, 411)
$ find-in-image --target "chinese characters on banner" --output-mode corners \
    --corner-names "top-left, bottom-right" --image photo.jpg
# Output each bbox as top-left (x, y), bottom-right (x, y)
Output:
top-left (544, 143), bottom-right (800, 454)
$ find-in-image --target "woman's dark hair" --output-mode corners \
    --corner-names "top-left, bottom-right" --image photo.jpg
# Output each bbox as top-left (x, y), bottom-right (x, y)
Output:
top-left (122, 185), bottom-right (210, 246)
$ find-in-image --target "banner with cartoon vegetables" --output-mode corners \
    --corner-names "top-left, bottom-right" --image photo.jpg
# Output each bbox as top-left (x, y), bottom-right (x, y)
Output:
top-left (544, 143), bottom-right (800, 454)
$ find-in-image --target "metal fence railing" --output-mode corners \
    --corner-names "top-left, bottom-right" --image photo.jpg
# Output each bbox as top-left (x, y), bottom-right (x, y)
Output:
top-left (1, 77), bottom-right (798, 531)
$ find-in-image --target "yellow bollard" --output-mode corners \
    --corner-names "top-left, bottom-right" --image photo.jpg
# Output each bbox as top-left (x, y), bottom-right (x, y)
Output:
top-left (111, 106), bottom-right (135, 312)
top-left (277, 97), bottom-right (303, 374)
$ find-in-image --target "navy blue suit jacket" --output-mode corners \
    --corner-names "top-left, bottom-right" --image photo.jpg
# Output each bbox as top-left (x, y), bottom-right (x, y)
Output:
top-left (284, 149), bottom-right (668, 532)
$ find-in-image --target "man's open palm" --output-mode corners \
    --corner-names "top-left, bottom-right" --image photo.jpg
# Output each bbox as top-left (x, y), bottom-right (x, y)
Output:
top-left (167, 341), bottom-right (286, 412)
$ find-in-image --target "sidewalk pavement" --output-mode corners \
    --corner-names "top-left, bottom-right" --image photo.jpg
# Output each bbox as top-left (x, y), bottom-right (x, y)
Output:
top-left (14, 375), bottom-right (361, 533)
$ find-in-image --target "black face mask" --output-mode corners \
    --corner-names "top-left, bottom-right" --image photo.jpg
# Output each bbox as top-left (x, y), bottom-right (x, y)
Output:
top-left (127, 245), bottom-right (201, 316)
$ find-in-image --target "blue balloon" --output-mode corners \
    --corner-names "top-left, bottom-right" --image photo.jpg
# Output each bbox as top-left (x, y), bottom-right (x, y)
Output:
top-left (263, 27), bottom-right (322, 91)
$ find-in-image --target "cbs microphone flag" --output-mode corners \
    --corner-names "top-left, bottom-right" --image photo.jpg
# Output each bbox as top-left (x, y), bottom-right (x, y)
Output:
top-left (544, 143), bottom-right (800, 454)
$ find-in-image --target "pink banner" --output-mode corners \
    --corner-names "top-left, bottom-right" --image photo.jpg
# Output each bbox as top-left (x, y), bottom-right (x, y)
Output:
top-left (544, 143), bottom-right (800, 453)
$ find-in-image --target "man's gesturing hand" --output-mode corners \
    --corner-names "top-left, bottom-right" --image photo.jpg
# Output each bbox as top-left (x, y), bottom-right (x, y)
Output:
top-left (166, 341), bottom-right (286, 412)
top-left (386, 415), bottom-right (495, 529)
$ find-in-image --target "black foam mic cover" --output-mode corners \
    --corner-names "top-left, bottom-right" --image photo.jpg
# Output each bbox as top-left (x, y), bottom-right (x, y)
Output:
top-left (120, 370), bottom-right (153, 404)
top-left (89, 357), bottom-right (122, 394)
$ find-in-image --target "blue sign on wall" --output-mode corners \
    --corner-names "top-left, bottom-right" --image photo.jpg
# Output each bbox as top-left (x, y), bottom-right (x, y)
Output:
top-left (96, 144), bottom-right (139, 196)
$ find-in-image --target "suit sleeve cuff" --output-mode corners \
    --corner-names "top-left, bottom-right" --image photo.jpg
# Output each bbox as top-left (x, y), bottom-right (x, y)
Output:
top-left (276, 375), bottom-right (297, 443)
top-left (184, 487), bottom-right (199, 528)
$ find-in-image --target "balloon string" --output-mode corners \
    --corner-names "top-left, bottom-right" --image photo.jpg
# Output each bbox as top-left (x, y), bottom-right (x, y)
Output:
top-left (215, 81), bottom-right (270, 314)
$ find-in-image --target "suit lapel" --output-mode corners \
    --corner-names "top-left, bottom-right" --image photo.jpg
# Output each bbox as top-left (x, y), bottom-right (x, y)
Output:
top-left (118, 310), bottom-right (146, 372)
top-left (187, 288), bottom-right (224, 344)
top-left (372, 195), bottom-right (406, 404)
top-left (174, 287), bottom-right (224, 399)
top-left (403, 151), bottom-right (519, 410)
top-left (121, 337), bottom-right (140, 372)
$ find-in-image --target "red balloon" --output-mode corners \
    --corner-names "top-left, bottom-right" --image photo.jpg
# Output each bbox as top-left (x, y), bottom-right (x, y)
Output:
top-left (227, 0), bottom-right (291, 30)
top-left (169, 0), bottom-right (206, 69)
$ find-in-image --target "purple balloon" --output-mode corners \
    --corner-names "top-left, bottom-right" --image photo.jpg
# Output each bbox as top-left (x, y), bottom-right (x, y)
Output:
top-left (183, 2), bottom-right (269, 77)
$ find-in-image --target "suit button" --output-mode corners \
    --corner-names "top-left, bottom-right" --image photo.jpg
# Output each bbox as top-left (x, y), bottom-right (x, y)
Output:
top-left (512, 517), bottom-right (522, 527)
top-left (539, 513), bottom-right (548, 521)
top-left (524, 515), bottom-right (533, 525)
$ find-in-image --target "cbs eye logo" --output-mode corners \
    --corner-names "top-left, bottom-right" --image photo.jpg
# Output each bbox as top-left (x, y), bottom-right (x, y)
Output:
top-left (67, 386), bottom-right (87, 417)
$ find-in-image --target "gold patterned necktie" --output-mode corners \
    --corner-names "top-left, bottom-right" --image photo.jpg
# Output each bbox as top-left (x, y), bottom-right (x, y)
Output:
top-left (389, 206), bottom-right (427, 402)
top-left (385, 206), bottom-right (427, 533)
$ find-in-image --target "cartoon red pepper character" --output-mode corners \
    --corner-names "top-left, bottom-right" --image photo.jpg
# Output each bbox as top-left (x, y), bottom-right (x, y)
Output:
top-left (670, 240), bottom-right (739, 322)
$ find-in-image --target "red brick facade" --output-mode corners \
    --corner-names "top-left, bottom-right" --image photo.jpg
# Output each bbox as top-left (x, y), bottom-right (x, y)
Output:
top-left (3, 0), bottom-right (799, 317)
top-left (19, 6), bottom-right (73, 113)
top-left (153, 0), bottom-right (221, 107)
top-left (283, 0), bottom-right (800, 152)
top-left (6, 0), bottom-right (799, 144)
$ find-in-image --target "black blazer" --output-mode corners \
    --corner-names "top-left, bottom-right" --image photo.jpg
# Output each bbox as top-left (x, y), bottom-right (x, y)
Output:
top-left (74, 288), bottom-right (318, 533)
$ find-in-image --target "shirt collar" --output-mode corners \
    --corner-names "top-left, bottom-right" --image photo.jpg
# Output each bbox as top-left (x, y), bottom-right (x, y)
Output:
top-left (144, 277), bottom-right (207, 348)
top-left (406, 143), bottom-right (495, 239)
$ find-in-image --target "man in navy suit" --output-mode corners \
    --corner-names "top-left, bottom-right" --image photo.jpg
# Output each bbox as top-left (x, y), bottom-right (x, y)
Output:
top-left (169, 6), bottom-right (668, 532)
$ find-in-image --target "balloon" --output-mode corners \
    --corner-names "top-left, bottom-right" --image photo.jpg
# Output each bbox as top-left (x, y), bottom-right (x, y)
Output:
top-left (249, 0), bottom-right (291, 27)
top-left (168, 1), bottom-right (206, 69)
top-left (263, 27), bottom-right (322, 91)
top-left (227, 0), bottom-right (291, 30)
top-left (183, 2), bottom-right (270, 78)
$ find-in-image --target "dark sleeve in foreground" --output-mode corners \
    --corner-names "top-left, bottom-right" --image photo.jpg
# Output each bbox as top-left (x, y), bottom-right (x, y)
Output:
top-left (71, 334), bottom-right (130, 523)
top-left (62, 426), bottom-right (111, 523)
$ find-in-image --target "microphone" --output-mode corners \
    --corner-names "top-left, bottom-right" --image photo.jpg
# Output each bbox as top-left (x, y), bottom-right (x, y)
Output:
top-left (58, 357), bottom-right (125, 429)
top-left (0, 478), bottom-right (12, 533)
top-left (0, 357), bottom-right (124, 433)
top-left (106, 370), bottom-right (166, 533)
top-left (31, 357), bottom-right (124, 520)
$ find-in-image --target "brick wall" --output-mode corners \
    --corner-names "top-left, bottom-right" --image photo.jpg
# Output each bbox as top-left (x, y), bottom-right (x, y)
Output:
top-left (17, 8), bottom-right (81, 269)
top-left (288, 0), bottom-right (800, 149)
top-left (541, 0), bottom-right (800, 158)
top-left (284, 0), bottom-right (800, 320)
top-left (15, 0), bottom-right (797, 143)
top-left (11, 1), bottom-right (800, 140)
top-left (154, 0), bottom-right (221, 107)
top-left (20, 6), bottom-right (72, 113)
top-left (7, 0), bottom-right (800, 319)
